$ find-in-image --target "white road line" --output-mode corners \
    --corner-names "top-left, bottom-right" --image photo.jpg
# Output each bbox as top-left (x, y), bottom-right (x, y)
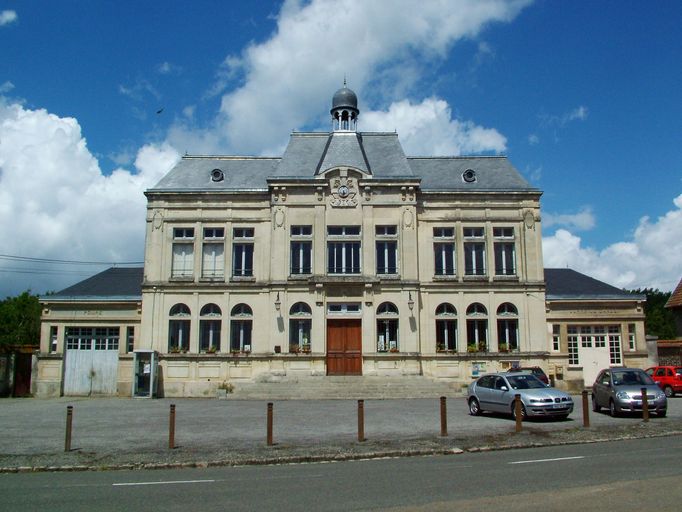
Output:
top-left (508, 456), bottom-right (585, 465)
top-left (113, 479), bottom-right (215, 487)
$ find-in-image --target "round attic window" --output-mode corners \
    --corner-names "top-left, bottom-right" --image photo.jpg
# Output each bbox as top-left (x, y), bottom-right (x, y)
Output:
top-left (462, 169), bottom-right (477, 183)
top-left (210, 168), bottom-right (224, 182)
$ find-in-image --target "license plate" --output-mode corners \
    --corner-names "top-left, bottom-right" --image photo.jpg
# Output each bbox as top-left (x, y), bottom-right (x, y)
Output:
top-left (552, 404), bottom-right (564, 409)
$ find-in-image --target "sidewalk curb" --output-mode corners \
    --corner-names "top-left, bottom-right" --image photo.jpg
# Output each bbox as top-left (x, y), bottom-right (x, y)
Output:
top-left (2, 430), bottom-right (680, 474)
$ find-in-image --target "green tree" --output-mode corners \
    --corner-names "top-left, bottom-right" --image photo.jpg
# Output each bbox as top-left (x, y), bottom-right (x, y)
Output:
top-left (629, 288), bottom-right (676, 339)
top-left (0, 291), bottom-right (41, 347)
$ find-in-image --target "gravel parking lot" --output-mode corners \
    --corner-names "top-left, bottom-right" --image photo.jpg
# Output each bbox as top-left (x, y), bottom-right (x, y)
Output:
top-left (1, 395), bottom-right (681, 471)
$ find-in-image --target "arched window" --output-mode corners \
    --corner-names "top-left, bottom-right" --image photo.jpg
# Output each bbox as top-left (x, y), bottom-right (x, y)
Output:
top-left (168, 304), bottom-right (191, 352)
top-left (230, 304), bottom-right (252, 352)
top-left (466, 303), bottom-right (488, 352)
top-left (497, 303), bottom-right (519, 352)
top-left (289, 302), bottom-right (312, 353)
top-left (436, 303), bottom-right (457, 352)
top-left (199, 304), bottom-right (221, 353)
top-left (376, 302), bottom-right (399, 352)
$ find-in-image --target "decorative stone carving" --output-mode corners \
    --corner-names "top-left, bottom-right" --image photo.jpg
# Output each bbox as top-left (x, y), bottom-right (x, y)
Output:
top-left (330, 176), bottom-right (357, 207)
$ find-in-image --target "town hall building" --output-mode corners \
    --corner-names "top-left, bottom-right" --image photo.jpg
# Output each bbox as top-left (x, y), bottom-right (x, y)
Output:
top-left (35, 85), bottom-right (649, 397)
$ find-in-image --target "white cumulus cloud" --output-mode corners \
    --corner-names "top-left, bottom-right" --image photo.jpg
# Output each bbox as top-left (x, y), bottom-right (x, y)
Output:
top-left (213, 0), bottom-right (531, 155)
top-left (362, 98), bottom-right (506, 155)
top-left (0, 98), bottom-right (179, 295)
top-left (543, 206), bottom-right (596, 231)
top-left (0, 10), bottom-right (17, 26)
top-left (542, 193), bottom-right (682, 291)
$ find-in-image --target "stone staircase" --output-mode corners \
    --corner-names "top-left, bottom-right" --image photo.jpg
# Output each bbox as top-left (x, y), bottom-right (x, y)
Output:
top-left (229, 375), bottom-right (466, 400)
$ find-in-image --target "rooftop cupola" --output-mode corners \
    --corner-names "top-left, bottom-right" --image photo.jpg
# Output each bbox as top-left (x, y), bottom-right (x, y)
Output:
top-left (331, 80), bottom-right (359, 132)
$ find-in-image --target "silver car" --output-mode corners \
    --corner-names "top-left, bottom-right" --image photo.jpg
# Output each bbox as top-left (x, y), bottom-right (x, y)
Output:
top-left (468, 372), bottom-right (574, 419)
top-left (592, 367), bottom-right (667, 417)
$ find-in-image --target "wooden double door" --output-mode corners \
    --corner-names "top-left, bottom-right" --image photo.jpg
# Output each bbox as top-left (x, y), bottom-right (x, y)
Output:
top-left (326, 319), bottom-right (362, 375)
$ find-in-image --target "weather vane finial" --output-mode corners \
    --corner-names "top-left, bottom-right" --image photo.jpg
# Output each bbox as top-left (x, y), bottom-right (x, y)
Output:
top-left (343, 74), bottom-right (347, 87)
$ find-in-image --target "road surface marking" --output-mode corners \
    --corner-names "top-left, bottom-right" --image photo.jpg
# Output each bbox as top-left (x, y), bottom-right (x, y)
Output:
top-left (113, 479), bottom-right (215, 487)
top-left (509, 456), bottom-right (585, 465)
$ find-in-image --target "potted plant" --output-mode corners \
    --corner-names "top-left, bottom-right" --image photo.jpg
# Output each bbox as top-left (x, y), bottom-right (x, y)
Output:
top-left (216, 381), bottom-right (234, 399)
top-left (206, 345), bottom-right (217, 354)
top-left (467, 344), bottom-right (477, 353)
top-left (498, 342), bottom-right (508, 352)
top-left (289, 343), bottom-right (300, 354)
top-left (389, 347), bottom-right (399, 353)
top-left (436, 343), bottom-right (445, 352)
top-left (301, 345), bottom-right (311, 353)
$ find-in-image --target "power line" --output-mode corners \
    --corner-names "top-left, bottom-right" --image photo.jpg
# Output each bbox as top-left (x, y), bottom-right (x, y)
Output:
top-left (0, 254), bottom-right (143, 266)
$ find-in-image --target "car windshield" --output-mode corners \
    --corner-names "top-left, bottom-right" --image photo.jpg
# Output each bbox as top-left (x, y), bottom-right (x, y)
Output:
top-left (507, 375), bottom-right (546, 390)
top-left (612, 370), bottom-right (654, 386)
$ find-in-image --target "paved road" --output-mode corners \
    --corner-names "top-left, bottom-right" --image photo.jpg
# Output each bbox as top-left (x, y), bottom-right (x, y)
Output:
top-left (2, 436), bottom-right (681, 511)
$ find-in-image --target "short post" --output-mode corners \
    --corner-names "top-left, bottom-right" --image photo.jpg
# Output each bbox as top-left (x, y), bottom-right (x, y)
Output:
top-left (439, 396), bottom-right (448, 437)
top-left (582, 390), bottom-right (590, 428)
top-left (168, 404), bottom-right (176, 449)
top-left (514, 394), bottom-right (523, 433)
top-left (64, 405), bottom-right (73, 452)
top-left (641, 387), bottom-right (649, 422)
top-left (357, 399), bottom-right (365, 442)
top-left (267, 402), bottom-right (274, 446)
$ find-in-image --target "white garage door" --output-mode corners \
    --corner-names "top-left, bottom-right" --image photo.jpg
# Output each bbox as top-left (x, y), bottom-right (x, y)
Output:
top-left (63, 327), bottom-right (119, 396)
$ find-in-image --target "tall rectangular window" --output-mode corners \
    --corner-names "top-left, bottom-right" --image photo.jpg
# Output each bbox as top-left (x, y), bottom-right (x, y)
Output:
top-left (376, 225), bottom-right (398, 275)
top-left (552, 324), bottom-right (560, 351)
top-left (290, 225), bottom-right (312, 275)
top-left (464, 227), bottom-right (486, 276)
top-left (50, 326), bottom-right (58, 353)
top-left (171, 227), bottom-right (194, 278)
top-left (202, 227), bottom-right (225, 278)
top-left (567, 326), bottom-right (579, 365)
top-left (628, 323), bottom-right (636, 351)
top-left (232, 227), bottom-right (254, 277)
top-left (433, 227), bottom-right (455, 276)
top-left (126, 326), bottom-right (135, 353)
top-left (327, 226), bottom-right (361, 274)
top-left (493, 227), bottom-right (516, 276)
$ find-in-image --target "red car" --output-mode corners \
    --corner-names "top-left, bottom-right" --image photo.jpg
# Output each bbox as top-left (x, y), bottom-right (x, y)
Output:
top-left (645, 366), bottom-right (682, 397)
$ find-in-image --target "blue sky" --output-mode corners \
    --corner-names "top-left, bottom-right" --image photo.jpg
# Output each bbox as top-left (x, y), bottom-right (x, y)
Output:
top-left (1, 0), bottom-right (681, 296)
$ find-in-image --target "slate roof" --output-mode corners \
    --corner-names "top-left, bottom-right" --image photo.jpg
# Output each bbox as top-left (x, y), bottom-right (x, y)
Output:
top-left (148, 131), bottom-right (536, 193)
top-left (665, 278), bottom-right (682, 309)
top-left (545, 268), bottom-right (644, 301)
top-left (42, 267), bottom-right (143, 301)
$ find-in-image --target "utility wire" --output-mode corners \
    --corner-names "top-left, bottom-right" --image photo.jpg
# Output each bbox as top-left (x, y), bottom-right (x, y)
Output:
top-left (0, 254), bottom-right (143, 266)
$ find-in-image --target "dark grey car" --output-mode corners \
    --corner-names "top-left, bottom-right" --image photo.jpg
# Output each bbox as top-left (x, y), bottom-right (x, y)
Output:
top-left (467, 372), bottom-right (573, 419)
top-left (592, 367), bottom-right (667, 417)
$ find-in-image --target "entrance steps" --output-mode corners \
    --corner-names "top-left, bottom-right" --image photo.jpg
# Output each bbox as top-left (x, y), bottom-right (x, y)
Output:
top-left (229, 375), bottom-right (465, 400)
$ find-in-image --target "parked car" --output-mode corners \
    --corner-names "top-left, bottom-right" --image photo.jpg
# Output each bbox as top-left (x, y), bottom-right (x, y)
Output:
top-left (507, 366), bottom-right (549, 384)
top-left (467, 372), bottom-right (573, 420)
top-left (645, 366), bottom-right (682, 397)
top-left (592, 367), bottom-right (667, 417)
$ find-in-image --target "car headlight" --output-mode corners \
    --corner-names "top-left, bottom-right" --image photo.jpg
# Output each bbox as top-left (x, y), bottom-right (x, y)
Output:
top-left (529, 398), bottom-right (543, 404)
top-left (616, 391), bottom-right (630, 400)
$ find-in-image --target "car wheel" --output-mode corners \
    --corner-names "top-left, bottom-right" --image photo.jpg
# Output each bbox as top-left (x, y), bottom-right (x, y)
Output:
top-left (592, 395), bottom-right (600, 412)
top-left (468, 397), bottom-right (482, 416)
top-left (512, 403), bottom-right (527, 420)
top-left (609, 399), bottom-right (619, 417)
top-left (664, 386), bottom-right (674, 398)
top-left (658, 409), bottom-right (667, 418)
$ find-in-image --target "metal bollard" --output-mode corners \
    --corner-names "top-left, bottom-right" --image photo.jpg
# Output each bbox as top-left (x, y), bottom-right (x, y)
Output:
top-left (641, 387), bottom-right (649, 422)
top-left (440, 396), bottom-right (448, 437)
top-left (514, 394), bottom-right (523, 433)
top-left (65, 406), bottom-right (73, 452)
top-left (357, 399), bottom-right (365, 442)
top-left (582, 390), bottom-right (590, 428)
top-left (267, 402), bottom-right (274, 446)
top-left (169, 404), bottom-right (176, 449)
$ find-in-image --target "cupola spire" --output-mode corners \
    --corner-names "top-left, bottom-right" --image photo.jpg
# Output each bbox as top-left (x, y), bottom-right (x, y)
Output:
top-left (331, 80), bottom-right (359, 132)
